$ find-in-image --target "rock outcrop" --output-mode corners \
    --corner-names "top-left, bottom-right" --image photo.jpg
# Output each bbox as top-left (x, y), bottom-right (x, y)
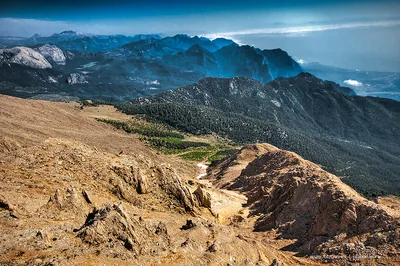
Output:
top-left (36, 44), bottom-right (66, 65)
top-left (207, 143), bottom-right (277, 188)
top-left (75, 204), bottom-right (170, 259)
top-left (0, 46), bottom-right (52, 69)
top-left (66, 73), bottom-right (87, 84)
top-left (193, 186), bottom-right (212, 208)
top-left (210, 144), bottom-right (400, 258)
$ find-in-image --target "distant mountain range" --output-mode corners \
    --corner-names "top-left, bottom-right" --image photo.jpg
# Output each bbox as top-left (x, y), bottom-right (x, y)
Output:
top-left (0, 31), bottom-right (162, 52)
top-left (0, 31), bottom-right (301, 101)
top-left (0, 30), bottom-right (399, 102)
top-left (117, 73), bottom-right (400, 197)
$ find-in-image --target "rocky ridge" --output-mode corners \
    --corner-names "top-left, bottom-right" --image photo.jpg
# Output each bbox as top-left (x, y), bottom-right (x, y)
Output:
top-left (35, 44), bottom-right (66, 65)
top-left (208, 144), bottom-right (400, 261)
top-left (0, 47), bottom-right (52, 69)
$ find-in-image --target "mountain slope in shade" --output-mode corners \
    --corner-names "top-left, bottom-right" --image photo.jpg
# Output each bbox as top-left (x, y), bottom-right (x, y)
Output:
top-left (211, 37), bottom-right (236, 49)
top-left (162, 44), bottom-right (219, 75)
top-left (214, 44), bottom-right (273, 83)
top-left (207, 144), bottom-right (400, 257)
top-left (146, 73), bottom-right (371, 140)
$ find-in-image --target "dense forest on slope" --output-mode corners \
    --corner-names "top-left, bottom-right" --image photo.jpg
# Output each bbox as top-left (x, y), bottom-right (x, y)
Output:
top-left (114, 74), bottom-right (400, 197)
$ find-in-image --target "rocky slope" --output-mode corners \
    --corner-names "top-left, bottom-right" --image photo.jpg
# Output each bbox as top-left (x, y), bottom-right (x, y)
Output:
top-left (0, 95), bottom-right (317, 265)
top-left (0, 95), bottom-right (399, 265)
top-left (35, 44), bottom-right (66, 65)
top-left (208, 144), bottom-right (400, 260)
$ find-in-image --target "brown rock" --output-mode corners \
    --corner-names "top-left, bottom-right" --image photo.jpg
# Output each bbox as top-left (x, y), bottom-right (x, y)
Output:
top-left (180, 219), bottom-right (196, 230)
top-left (210, 144), bottom-right (400, 257)
top-left (137, 174), bottom-right (148, 194)
top-left (207, 241), bottom-right (218, 252)
top-left (82, 189), bottom-right (93, 204)
top-left (193, 186), bottom-right (212, 208)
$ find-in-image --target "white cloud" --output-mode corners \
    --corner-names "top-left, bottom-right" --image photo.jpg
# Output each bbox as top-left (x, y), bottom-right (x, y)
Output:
top-left (297, 59), bottom-right (306, 64)
top-left (344, 79), bottom-right (363, 87)
top-left (204, 20), bottom-right (400, 39)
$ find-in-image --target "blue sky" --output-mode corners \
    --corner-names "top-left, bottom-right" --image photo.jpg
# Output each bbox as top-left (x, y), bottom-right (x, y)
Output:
top-left (1, 0), bottom-right (400, 71)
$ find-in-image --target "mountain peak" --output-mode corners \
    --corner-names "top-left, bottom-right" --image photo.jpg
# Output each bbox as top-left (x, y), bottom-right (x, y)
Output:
top-left (208, 144), bottom-right (399, 256)
top-left (51, 31), bottom-right (90, 38)
top-left (295, 71), bottom-right (319, 80)
top-left (30, 33), bottom-right (41, 39)
top-left (172, 34), bottom-right (191, 39)
top-left (59, 30), bottom-right (81, 35)
top-left (211, 37), bottom-right (236, 49)
top-left (185, 43), bottom-right (208, 54)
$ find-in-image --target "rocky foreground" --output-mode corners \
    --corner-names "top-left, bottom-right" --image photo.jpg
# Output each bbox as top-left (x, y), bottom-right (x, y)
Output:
top-left (0, 95), bottom-right (399, 265)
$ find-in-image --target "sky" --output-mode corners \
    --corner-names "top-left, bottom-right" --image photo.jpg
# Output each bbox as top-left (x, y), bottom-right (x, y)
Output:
top-left (1, 0), bottom-right (400, 71)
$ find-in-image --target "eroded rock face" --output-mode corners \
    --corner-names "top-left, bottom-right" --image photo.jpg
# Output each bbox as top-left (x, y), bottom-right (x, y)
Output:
top-left (214, 145), bottom-right (400, 257)
top-left (75, 204), bottom-right (170, 259)
top-left (152, 165), bottom-right (198, 212)
top-left (193, 186), bottom-right (212, 208)
top-left (0, 46), bottom-right (52, 69)
top-left (36, 44), bottom-right (66, 65)
top-left (66, 73), bottom-right (87, 84)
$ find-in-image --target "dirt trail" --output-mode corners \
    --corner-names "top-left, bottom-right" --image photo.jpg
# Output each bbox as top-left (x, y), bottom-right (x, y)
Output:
top-left (196, 163), bottom-right (248, 225)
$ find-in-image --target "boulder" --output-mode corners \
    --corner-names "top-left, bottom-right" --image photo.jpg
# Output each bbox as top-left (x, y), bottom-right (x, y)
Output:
top-left (193, 186), bottom-right (212, 208)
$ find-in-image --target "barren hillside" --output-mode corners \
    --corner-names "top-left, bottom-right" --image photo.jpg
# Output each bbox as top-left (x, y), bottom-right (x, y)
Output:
top-left (0, 95), bottom-right (398, 265)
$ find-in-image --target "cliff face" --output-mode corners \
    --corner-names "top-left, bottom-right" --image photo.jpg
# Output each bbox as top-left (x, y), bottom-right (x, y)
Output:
top-left (209, 144), bottom-right (400, 257)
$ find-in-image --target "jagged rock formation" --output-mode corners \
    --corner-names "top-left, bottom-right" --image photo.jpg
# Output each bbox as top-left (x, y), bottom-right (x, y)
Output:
top-left (0, 46), bottom-right (52, 69)
top-left (209, 144), bottom-right (400, 259)
top-left (74, 204), bottom-right (170, 260)
top-left (193, 186), bottom-right (212, 208)
top-left (66, 73), bottom-right (87, 84)
top-left (39, 188), bottom-right (92, 219)
top-left (0, 137), bottom-right (202, 264)
top-left (35, 44), bottom-right (66, 65)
